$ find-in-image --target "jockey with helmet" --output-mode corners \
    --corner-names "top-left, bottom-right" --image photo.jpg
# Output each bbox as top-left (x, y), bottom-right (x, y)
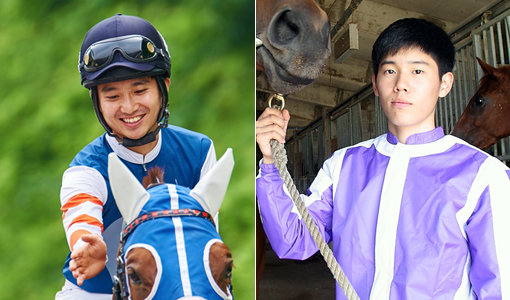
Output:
top-left (56, 14), bottom-right (217, 299)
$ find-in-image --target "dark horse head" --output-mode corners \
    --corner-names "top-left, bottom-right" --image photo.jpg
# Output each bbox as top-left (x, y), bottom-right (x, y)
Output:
top-left (452, 58), bottom-right (510, 150)
top-left (108, 150), bottom-right (234, 300)
top-left (256, 0), bottom-right (331, 94)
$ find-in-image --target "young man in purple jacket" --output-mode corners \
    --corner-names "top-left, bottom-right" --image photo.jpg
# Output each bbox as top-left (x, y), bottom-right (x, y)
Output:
top-left (256, 18), bottom-right (510, 299)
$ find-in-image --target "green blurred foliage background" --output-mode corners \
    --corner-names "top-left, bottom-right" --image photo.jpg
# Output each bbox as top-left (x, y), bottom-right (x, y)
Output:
top-left (0, 0), bottom-right (254, 299)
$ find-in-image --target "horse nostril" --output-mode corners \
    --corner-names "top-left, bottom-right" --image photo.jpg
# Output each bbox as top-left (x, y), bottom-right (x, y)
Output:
top-left (269, 9), bottom-right (300, 45)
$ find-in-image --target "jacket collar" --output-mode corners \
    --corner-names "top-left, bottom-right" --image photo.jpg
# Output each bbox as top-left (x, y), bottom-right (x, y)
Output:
top-left (106, 131), bottom-right (162, 164)
top-left (386, 127), bottom-right (445, 145)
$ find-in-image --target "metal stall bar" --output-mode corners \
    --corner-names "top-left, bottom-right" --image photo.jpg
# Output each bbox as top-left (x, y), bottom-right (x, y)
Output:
top-left (459, 48), bottom-right (471, 118)
top-left (506, 16), bottom-right (510, 61)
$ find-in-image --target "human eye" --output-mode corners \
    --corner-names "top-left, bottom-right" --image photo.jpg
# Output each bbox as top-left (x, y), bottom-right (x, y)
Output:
top-left (383, 69), bottom-right (396, 75)
top-left (132, 84), bottom-right (150, 95)
top-left (413, 69), bottom-right (423, 75)
top-left (104, 94), bottom-right (119, 101)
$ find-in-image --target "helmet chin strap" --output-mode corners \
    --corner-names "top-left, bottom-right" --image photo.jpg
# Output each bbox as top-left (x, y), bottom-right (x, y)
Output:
top-left (114, 109), bottom-right (168, 147)
top-left (116, 128), bottom-right (159, 147)
top-left (90, 76), bottom-right (169, 148)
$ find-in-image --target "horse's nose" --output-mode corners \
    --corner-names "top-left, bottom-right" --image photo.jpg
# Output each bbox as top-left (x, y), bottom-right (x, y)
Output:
top-left (268, 9), bottom-right (300, 47)
top-left (267, 8), bottom-right (329, 51)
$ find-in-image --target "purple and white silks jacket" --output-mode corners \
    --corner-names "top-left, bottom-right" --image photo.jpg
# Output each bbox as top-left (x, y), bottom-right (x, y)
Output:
top-left (256, 127), bottom-right (510, 299)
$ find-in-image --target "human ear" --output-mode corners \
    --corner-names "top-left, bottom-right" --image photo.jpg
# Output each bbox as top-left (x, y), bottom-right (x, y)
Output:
top-left (372, 73), bottom-right (379, 97)
top-left (439, 72), bottom-right (454, 98)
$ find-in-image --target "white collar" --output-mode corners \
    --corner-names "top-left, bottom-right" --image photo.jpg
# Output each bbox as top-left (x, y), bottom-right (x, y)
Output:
top-left (374, 133), bottom-right (457, 158)
top-left (106, 131), bottom-right (162, 164)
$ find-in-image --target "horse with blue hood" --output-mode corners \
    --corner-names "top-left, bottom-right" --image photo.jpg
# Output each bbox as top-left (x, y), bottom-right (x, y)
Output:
top-left (108, 149), bottom-right (235, 300)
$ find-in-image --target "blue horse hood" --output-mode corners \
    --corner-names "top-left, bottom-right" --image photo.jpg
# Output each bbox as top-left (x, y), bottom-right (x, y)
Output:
top-left (123, 184), bottom-right (232, 300)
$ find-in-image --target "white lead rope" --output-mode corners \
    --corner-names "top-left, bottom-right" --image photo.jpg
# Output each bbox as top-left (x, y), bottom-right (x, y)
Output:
top-left (268, 94), bottom-right (360, 300)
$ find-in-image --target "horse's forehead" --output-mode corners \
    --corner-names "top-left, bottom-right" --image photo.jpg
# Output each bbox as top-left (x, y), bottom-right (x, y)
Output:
top-left (142, 184), bottom-right (196, 211)
top-left (479, 70), bottom-right (510, 95)
top-left (127, 220), bottom-right (220, 251)
top-left (130, 184), bottom-right (221, 247)
top-left (494, 67), bottom-right (510, 85)
top-left (132, 184), bottom-right (221, 253)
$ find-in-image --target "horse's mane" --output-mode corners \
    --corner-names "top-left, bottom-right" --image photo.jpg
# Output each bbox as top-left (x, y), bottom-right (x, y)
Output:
top-left (142, 167), bottom-right (165, 189)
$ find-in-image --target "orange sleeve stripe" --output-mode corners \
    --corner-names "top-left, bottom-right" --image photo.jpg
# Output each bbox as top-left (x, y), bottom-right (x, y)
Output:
top-left (61, 193), bottom-right (103, 213)
top-left (67, 214), bottom-right (103, 233)
top-left (69, 229), bottom-right (91, 250)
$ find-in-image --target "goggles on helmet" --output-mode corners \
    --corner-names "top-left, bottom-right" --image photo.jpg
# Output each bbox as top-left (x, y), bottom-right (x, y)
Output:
top-left (80, 35), bottom-right (165, 72)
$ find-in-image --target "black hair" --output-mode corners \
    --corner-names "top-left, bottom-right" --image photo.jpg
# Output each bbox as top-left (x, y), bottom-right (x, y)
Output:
top-left (372, 18), bottom-right (455, 78)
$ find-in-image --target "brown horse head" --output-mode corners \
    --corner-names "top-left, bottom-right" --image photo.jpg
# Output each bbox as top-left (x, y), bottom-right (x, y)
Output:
top-left (256, 0), bottom-right (330, 94)
top-left (108, 151), bottom-right (235, 299)
top-left (452, 58), bottom-right (510, 150)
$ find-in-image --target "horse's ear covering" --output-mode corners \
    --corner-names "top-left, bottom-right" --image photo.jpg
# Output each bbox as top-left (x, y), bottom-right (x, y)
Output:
top-left (191, 148), bottom-right (234, 216)
top-left (108, 153), bottom-right (149, 223)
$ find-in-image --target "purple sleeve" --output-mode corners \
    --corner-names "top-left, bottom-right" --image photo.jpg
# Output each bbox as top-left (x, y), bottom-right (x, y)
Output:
top-left (466, 186), bottom-right (502, 298)
top-left (256, 162), bottom-right (333, 260)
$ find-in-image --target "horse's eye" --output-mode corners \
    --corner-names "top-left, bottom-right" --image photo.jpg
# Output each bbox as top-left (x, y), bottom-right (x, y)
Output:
top-left (473, 96), bottom-right (485, 107)
top-left (127, 267), bottom-right (143, 285)
top-left (225, 265), bottom-right (232, 279)
top-left (225, 265), bottom-right (233, 294)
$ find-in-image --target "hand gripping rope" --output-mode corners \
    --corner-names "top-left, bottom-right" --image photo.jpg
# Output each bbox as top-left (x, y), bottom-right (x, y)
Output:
top-left (267, 93), bottom-right (360, 300)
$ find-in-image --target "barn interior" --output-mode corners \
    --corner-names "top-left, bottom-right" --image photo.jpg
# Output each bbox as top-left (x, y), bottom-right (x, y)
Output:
top-left (257, 0), bottom-right (509, 135)
top-left (257, 0), bottom-right (510, 189)
top-left (257, 1), bottom-right (510, 299)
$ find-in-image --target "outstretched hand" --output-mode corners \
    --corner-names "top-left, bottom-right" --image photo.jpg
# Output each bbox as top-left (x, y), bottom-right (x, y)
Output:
top-left (69, 234), bottom-right (107, 286)
top-left (256, 107), bottom-right (290, 164)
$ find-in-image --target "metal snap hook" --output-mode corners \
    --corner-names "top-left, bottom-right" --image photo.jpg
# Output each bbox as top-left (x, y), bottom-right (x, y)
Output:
top-left (268, 93), bottom-right (285, 111)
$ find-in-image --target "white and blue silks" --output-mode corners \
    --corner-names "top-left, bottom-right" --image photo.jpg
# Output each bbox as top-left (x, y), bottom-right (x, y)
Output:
top-left (257, 127), bottom-right (510, 299)
top-left (60, 126), bottom-right (217, 294)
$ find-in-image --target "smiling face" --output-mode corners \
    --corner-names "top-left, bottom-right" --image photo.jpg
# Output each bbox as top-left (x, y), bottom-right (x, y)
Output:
top-left (372, 47), bottom-right (453, 143)
top-left (97, 76), bottom-right (163, 143)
